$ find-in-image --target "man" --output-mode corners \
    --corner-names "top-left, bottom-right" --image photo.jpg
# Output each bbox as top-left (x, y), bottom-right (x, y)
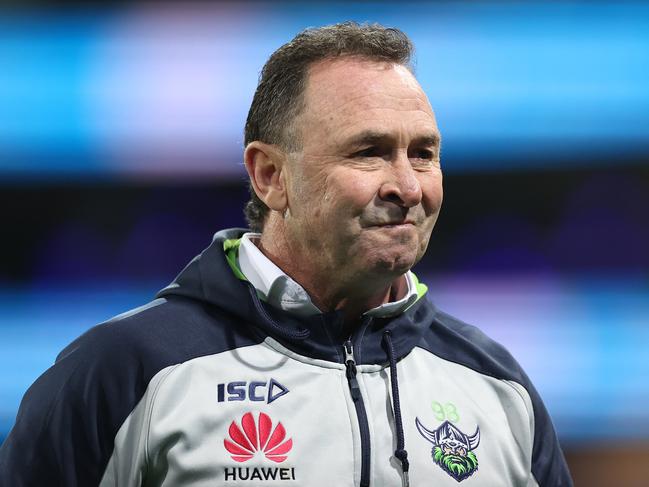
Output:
top-left (0, 22), bottom-right (572, 486)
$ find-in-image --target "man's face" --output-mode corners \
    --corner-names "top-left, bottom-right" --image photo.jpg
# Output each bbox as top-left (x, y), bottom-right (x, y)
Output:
top-left (282, 57), bottom-right (443, 281)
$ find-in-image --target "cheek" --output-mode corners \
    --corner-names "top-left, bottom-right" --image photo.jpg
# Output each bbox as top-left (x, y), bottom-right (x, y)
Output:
top-left (326, 170), bottom-right (378, 215)
top-left (420, 170), bottom-right (443, 214)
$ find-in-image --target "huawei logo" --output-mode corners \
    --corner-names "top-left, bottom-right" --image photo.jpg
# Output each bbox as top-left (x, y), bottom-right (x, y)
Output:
top-left (224, 412), bottom-right (293, 463)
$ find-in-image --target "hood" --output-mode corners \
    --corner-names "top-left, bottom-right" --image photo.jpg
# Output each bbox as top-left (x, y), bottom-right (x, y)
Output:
top-left (157, 228), bottom-right (437, 365)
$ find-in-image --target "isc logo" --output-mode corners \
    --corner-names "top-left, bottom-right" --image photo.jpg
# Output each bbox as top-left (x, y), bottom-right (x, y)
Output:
top-left (217, 378), bottom-right (289, 404)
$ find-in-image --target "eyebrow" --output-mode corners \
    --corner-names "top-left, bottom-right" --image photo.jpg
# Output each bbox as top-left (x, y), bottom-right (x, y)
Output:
top-left (343, 130), bottom-right (441, 149)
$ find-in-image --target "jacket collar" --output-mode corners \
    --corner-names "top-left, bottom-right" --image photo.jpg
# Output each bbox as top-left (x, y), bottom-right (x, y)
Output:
top-left (237, 232), bottom-right (420, 318)
top-left (157, 228), bottom-right (437, 365)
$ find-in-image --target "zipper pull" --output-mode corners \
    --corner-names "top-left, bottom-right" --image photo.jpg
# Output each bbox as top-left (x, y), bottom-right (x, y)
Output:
top-left (343, 340), bottom-right (361, 401)
top-left (402, 471), bottom-right (410, 487)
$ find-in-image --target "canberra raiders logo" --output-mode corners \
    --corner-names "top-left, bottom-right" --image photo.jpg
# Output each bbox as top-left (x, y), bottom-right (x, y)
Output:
top-left (416, 418), bottom-right (480, 482)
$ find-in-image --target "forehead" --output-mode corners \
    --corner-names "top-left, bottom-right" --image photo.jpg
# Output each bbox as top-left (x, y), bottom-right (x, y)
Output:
top-left (299, 57), bottom-right (437, 142)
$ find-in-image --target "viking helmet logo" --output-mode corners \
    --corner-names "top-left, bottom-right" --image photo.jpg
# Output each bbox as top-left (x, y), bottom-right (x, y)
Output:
top-left (416, 418), bottom-right (480, 482)
top-left (224, 412), bottom-right (293, 463)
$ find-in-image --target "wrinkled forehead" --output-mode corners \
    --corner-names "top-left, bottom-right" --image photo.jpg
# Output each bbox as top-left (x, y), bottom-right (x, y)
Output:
top-left (298, 57), bottom-right (435, 133)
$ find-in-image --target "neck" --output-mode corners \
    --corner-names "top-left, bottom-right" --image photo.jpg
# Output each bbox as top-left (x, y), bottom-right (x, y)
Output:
top-left (324, 277), bottom-right (407, 328)
top-left (258, 218), bottom-right (407, 327)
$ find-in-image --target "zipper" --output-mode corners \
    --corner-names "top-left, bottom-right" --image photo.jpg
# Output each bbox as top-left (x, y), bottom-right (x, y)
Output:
top-left (344, 339), bottom-right (371, 487)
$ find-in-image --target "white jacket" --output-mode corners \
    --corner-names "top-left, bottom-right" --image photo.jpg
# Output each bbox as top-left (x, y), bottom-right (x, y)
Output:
top-left (0, 229), bottom-right (573, 486)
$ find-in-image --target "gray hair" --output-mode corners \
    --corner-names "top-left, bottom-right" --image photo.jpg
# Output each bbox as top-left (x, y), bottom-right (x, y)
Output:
top-left (243, 21), bottom-right (415, 232)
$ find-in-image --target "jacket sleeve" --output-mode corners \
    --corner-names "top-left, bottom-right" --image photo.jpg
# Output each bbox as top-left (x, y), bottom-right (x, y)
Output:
top-left (526, 380), bottom-right (574, 487)
top-left (0, 323), bottom-right (146, 487)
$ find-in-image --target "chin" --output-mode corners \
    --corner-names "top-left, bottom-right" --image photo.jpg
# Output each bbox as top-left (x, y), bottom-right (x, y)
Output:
top-left (350, 233), bottom-right (421, 275)
top-left (368, 252), bottom-right (417, 276)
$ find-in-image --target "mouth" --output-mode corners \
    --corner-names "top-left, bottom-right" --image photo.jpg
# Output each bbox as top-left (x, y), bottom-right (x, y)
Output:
top-left (371, 220), bottom-right (415, 228)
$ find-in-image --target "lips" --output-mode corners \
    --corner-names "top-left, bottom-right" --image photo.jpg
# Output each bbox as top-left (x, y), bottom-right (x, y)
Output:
top-left (372, 220), bottom-right (415, 227)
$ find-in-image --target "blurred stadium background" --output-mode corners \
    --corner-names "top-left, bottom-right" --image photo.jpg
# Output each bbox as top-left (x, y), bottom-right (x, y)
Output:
top-left (1, 1), bottom-right (648, 485)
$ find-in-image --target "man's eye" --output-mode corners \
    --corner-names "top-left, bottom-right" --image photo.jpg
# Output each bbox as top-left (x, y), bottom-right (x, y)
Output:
top-left (414, 149), bottom-right (434, 159)
top-left (354, 147), bottom-right (380, 158)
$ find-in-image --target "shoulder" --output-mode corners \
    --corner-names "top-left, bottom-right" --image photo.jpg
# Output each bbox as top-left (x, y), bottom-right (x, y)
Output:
top-left (56, 295), bottom-right (261, 386)
top-left (417, 307), bottom-right (528, 384)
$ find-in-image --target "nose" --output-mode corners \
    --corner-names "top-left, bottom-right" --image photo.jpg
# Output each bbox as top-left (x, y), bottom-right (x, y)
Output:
top-left (378, 153), bottom-right (422, 208)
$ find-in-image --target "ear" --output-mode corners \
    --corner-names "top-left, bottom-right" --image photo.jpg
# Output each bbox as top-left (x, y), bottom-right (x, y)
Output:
top-left (244, 141), bottom-right (288, 212)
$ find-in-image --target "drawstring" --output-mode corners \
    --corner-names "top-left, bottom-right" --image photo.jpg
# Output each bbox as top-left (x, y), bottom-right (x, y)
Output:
top-left (248, 282), bottom-right (409, 484)
top-left (383, 330), bottom-right (410, 487)
top-left (247, 284), bottom-right (310, 340)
